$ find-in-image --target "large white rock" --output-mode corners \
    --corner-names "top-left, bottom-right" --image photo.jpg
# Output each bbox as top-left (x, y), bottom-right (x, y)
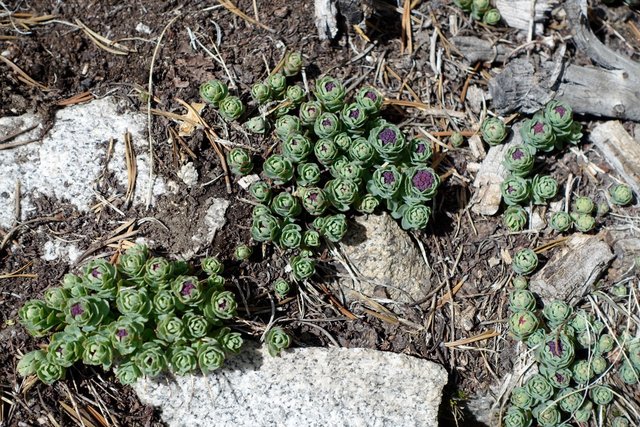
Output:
top-left (0, 97), bottom-right (165, 229)
top-left (134, 344), bottom-right (447, 427)
top-left (337, 213), bottom-right (432, 303)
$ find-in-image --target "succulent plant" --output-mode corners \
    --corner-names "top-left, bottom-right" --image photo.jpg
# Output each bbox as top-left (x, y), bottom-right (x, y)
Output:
top-left (542, 366), bottom-right (572, 388)
top-left (283, 134), bottom-right (312, 163)
top-left (251, 213), bottom-right (280, 243)
top-left (341, 103), bottom-right (368, 131)
top-left (200, 79), bottom-right (228, 107)
top-left (219, 96), bottom-right (245, 121)
top-left (250, 82), bottom-right (271, 104)
top-left (295, 162), bottom-right (321, 187)
top-left (265, 326), bottom-right (291, 356)
top-left (573, 196), bottom-right (595, 214)
top-left (245, 116), bottom-right (268, 134)
top-left (502, 406), bottom-right (532, 427)
top-left (313, 138), bottom-right (340, 165)
top-left (286, 84), bottom-right (306, 105)
top-left (542, 300), bottom-right (573, 327)
top-left (194, 338), bottom-right (226, 374)
top-left (525, 328), bottom-right (547, 349)
top-left (278, 224), bottom-right (302, 249)
top-left (409, 138), bottom-right (433, 164)
top-left (36, 359), bottom-right (66, 385)
top-left (589, 385), bottom-right (613, 406)
top-left (403, 167), bottom-right (440, 204)
top-left (156, 314), bottom-right (185, 343)
top-left (355, 86), bottom-right (384, 115)
top-left (549, 211), bottom-right (572, 232)
top-left (597, 333), bottom-right (615, 354)
top-left (266, 73), bottom-right (287, 97)
top-left (619, 361), bottom-right (639, 384)
top-left (299, 101), bottom-right (323, 127)
top-left (501, 176), bottom-right (531, 205)
top-left (227, 147), bottom-right (253, 175)
top-left (525, 373), bottom-right (554, 402)
top-left (509, 289), bottom-right (537, 312)
top-left (572, 359), bottom-right (594, 384)
top-left (369, 123), bottom-right (407, 162)
top-left (449, 132), bottom-right (464, 147)
top-left (273, 278), bottom-right (291, 298)
top-left (591, 354), bottom-right (608, 375)
top-left (531, 175), bottom-right (558, 205)
top-left (82, 332), bottom-right (113, 369)
top-left (532, 402), bottom-right (560, 427)
top-left (512, 248), bottom-right (538, 276)
top-left (482, 8), bottom-right (501, 25)
top-left (512, 275), bottom-right (528, 290)
top-left (520, 113), bottom-right (556, 152)
top-left (84, 259), bottom-right (117, 298)
top-left (325, 178), bottom-right (359, 212)
top-left (249, 181), bottom-right (272, 204)
top-left (315, 76), bottom-right (346, 112)
top-left (509, 310), bottom-right (539, 340)
top-left (263, 154), bottom-right (294, 185)
top-left (509, 386), bottom-right (534, 410)
top-left (609, 183), bottom-right (633, 206)
top-left (66, 296), bottom-right (111, 331)
top-left (612, 417), bottom-right (631, 427)
top-left (205, 290), bottom-right (238, 321)
top-left (398, 204), bottom-right (431, 231)
top-left (355, 194), bottom-right (379, 214)
top-left (536, 333), bottom-right (575, 369)
top-left (114, 360), bottom-right (142, 385)
top-left (290, 253), bottom-right (315, 281)
top-left (282, 51), bottom-right (303, 76)
top-left (503, 145), bottom-right (535, 177)
top-left (572, 213), bottom-right (596, 233)
top-left (368, 165), bottom-right (403, 200)
top-left (234, 244), bottom-right (253, 261)
top-left (333, 132), bottom-right (352, 152)
top-left (557, 387), bottom-right (585, 413)
top-left (503, 205), bottom-right (528, 232)
top-left (481, 117), bottom-right (508, 146)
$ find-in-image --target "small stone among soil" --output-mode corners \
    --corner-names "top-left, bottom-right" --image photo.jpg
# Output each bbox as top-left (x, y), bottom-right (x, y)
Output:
top-left (134, 343), bottom-right (447, 427)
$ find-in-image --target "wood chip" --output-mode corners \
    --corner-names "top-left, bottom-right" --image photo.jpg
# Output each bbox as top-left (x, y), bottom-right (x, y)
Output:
top-left (590, 121), bottom-right (640, 195)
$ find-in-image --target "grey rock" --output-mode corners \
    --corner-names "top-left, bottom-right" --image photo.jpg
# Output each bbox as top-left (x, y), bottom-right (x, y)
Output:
top-left (530, 234), bottom-right (614, 303)
top-left (337, 213), bottom-right (432, 303)
top-left (0, 97), bottom-right (167, 229)
top-left (134, 344), bottom-right (447, 427)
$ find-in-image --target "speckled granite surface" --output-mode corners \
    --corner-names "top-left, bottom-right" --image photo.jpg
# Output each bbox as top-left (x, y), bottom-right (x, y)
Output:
top-left (134, 344), bottom-right (447, 427)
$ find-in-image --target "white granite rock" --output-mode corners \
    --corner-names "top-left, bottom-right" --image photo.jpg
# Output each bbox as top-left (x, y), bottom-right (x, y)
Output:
top-left (0, 97), bottom-right (166, 229)
top-left (134, 344), bottom-right (447, 427)
top-left (337, 213), bottom-right (432, 303)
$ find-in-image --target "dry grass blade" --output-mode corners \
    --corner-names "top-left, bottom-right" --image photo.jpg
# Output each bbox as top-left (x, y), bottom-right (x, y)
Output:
top-left (73, 220), bottom-right (139, 265)
top-left (123, 131), bottom-right (137, 206)
top-left (444, 329), bottom-right (500, 348)
top-left (401, 0), bottom-right (413, 54)
top-left (218, 0), bottom-right (275, 33)
top-left (436, 277), bottom-right (466, 308)
top-left (59, 400), bottom-right (97, 427)
top-left (0, 55), bottom-right (48, 90)
top-left (0, 12), bottom-right (57, 31)
top-left (383, 98), bottom-right (466, 118)
top-left (56, 91), bottom-right (94, 106)
top-left (84, 405), bottom-right (110, 427)
top-left (534, 236), bottom-right (568, 253)
top-left (0, 261), bottom-right (36, 280)
top-left (0, 213), bottom-right (65, 250)
top-left (315, 282), bottom-right (358, 320)
top-left (75, 19), bottom-right (135, 56)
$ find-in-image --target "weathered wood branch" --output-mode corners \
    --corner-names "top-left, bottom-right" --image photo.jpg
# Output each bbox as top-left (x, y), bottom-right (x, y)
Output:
top-left (495, 0), bottom-right (558, 34)
top-left (590, 121), bottom-right (640, 195)
top-left (450, 37), bottom-right (509, 64)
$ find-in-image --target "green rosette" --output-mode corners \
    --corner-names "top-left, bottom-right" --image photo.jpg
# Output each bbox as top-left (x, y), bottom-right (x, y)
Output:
top-left (321, 214), bottom-right (348, 243)
top-left (355, 193), bottom-right (380, 214)
top-left (509, 289), bottom-right (536, 312)
top-left (591, 354), bottom-right (608, 375)
top-left (296, 162), bottom-right (321, 187)
top-left (205, 291), bottom-right (237, 321)
top-left (194, 338), bottom-right (226, 374)
top-left (249, 182), bottom-right (272, 205)
top-left (348, 137), bottom-right (376, 165)
top-left (82, 332), bottom-right (113, 370)
top-left (525, 328), bottom-right (547, 349)
top-left (355, 86), bottom-right (384, 115)
top-left (251, 213), bottom-right (281, 243)
top-left (573, 196), bottom-right (594, 214)
top-left (333, 161), bottom-right (363, 184)
top-left (227, 147), bottom-right (253, 175)
top-left (612, 417), bottom-right (631, 427)
top-left (283, 134), bottom-right (312, 163)
top-left (544, 100), bottom-right (573, 134)
top-left (303, 230), bottom-right (321, 247)
top-left (275, 115), bottom-right (302, 142)
top-left (114, 360), bottom-right (142, 385)
top-left (471, 0), bottom-right (491, 19)
top-left (273, 278), bottom-right (290, 298)
top-left (290, 254), bottom-right (315, 281)
top-left (169, 345), bottom-right (198, 375)
top-left (84, 259), bottom-right (117, 298)
top-left (503, 205), bottom-right (528, 232)
top-left (279, 224), bottom-right (303, 249)
top-left (520, 113), bottom-right (556, 153)
top-left (314, 76), bottom-right (345, 112)
top-left (47, 331), bottom-right (82, 368)
top-left (482, 8), bottom-right (501, 25)
top-left (265, 326), bottom-right (291, 357)
top-left (549, 211), bottom-right (572, 232)
top-left (62, 273), bottom-right (88, 298)
top-left (144, 257), bottom-right (174, 287)
top-left (508, 310), bottom-right (539, 340)
top-left (525, 373), bottom-right (554, 403)
top-left (532, 402), bottom-right (560, 427)
top-left (501, 176), bottom-right (531, 205)
top-left (570, 310), bottom-right (593, 332)
top-left (503, 145), bottom-right (535, 177)
top-left (200, 79), bottom-right (228, 107)
top-left (369, 123), bottom-right (406, 162)
top-left (266, 73), bottom-right (286, 98)
top-left (65, 296), bottom-right (110, 331)
top-left (299, 187), bottom-right (327, 216)
top-left (207, 274), bottom-right (225, 290)
top-left (609, 183), bottom-right (633, 206)
top-left (367, 165), bottom-right (403, 199)
top-left (512, 275), bottom-right (528, 290)
top-left (172, 275), bottom-right (204, 306)
top-left (314, 112), bottom-right (342, 140)
top-left (450, 132), bottom-right (464, 147)
top-left (572, 360), bottom-right (594, 384)
top-left (313, 139), bottom-right (340, 167)
top-left (263, 154), bottom-right (294, 185)
top-left (271, 192), bottom-right (302, 218)
top-left (589, 385), bottom-right (613, 405)
top-left (409, 138), bottom-right (433, 164)
top-left (17, 350), bottom-right (46, 377)
top-left (341, 103), bottom-right (368, 131)
top-left (512, 248), bottom-right (538, 276)
top-left (215, 327), bottom-right (244, 354)
top-left (219, 96), bottom-right (244, 121)
top-left (619, 361), bottom-right (639, 384)
top-left (234, 244), bottom-right (252, 261)
top-left (573, 401), bottom-right (593, 423)
top-left (536, 333), bottom-right (574, 369)
top-left (454, 0), bottom-right (473, 12)
top-left (557, 387), bottom-right (585, 413)
top-left (325, 178), bottom-right (359, 211)
top-left (399, 204), bottom-right (431, 230)
top-left (118, 245), bottom-right (148, 279)
top-left (286, 84), bottom-right (305, 105)
top-left (283, 51), bottom-right (303, 76)
top-left (510, 386), bottom-right (534, 410)
top-left (237, 116), bottom-right (266, 132)
top-left (299, 101), bottom-right (323, 127)
top-left (252, 204), bottom-right (271, 219)
top-left (541, 366), bottom-right (572, 388)
top-left (572, 214), bottom-right (595, 232)
top-left (502, 406), bottom-right (532, 427)
top-left (152, 289), bottom-right (176, 316)
top-left (480, 117), bottom-right (508, 146)
top-left (250, 82), bottom-right (271, 104)
top-left (115, 287), bottom-right (152, 320)
top-left (36, 359), bottom-right (66, 385)
top-left (402, 166), bottom-right (440, 204)
top-left (109, 316), bottom-right (144, 356)
top-left (156, 314), bottom-right (185, 343)
top-left (333, 132), bottom-right (352, 152)
top-left (542, 300), bottom-right (573, 326)
top-left (627, 341), bottom-right (640, 369)
top-left (19, 299), bottom-right (60, 337)
top-left (134, 341), bottom-right (167, 377)
top-left (531, 175), bottom-right (558, 205)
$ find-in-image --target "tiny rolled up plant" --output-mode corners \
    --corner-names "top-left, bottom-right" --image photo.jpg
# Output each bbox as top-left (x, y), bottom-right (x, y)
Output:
top-left (17, 245), bottom-right (245, 385)
top-left (480, 117), bottom-right (508, 146)
top-left (511, 248), bottom-right (538, 276)
top-left (503, 205), bottom-right (528, 232)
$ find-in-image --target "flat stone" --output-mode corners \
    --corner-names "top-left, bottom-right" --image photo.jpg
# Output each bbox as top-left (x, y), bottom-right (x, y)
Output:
top-left (0, 97), bottom-right (166, 229)
top-left (134, 344), bottom-right (447, 427)
top-left (337, 213), bottom-right (432, 303)
top-left (530, 234), bottom-right (614, 303)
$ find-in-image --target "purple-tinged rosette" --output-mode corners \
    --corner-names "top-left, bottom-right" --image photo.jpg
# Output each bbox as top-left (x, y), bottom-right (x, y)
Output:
top-left (402, 167), bottom-right (440, 204)
top-left (369, 123), bottom-right (406, 162)
top-left (367, 165), bottom-right (403, 199)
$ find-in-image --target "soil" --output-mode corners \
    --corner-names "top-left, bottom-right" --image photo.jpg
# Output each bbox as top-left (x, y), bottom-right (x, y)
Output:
top-left (1, 0), bottom-right (639, 426)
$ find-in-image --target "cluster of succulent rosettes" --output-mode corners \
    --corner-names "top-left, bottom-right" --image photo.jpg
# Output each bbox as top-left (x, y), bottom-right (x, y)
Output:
top-left (17, 245), bottom-right (244, 385)
top-left (505, 278), bottom-right (637, 427)
top-left (453, 0), bottom-right (502, 24)
top-left (520, 100), bottom-right (583, 153)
